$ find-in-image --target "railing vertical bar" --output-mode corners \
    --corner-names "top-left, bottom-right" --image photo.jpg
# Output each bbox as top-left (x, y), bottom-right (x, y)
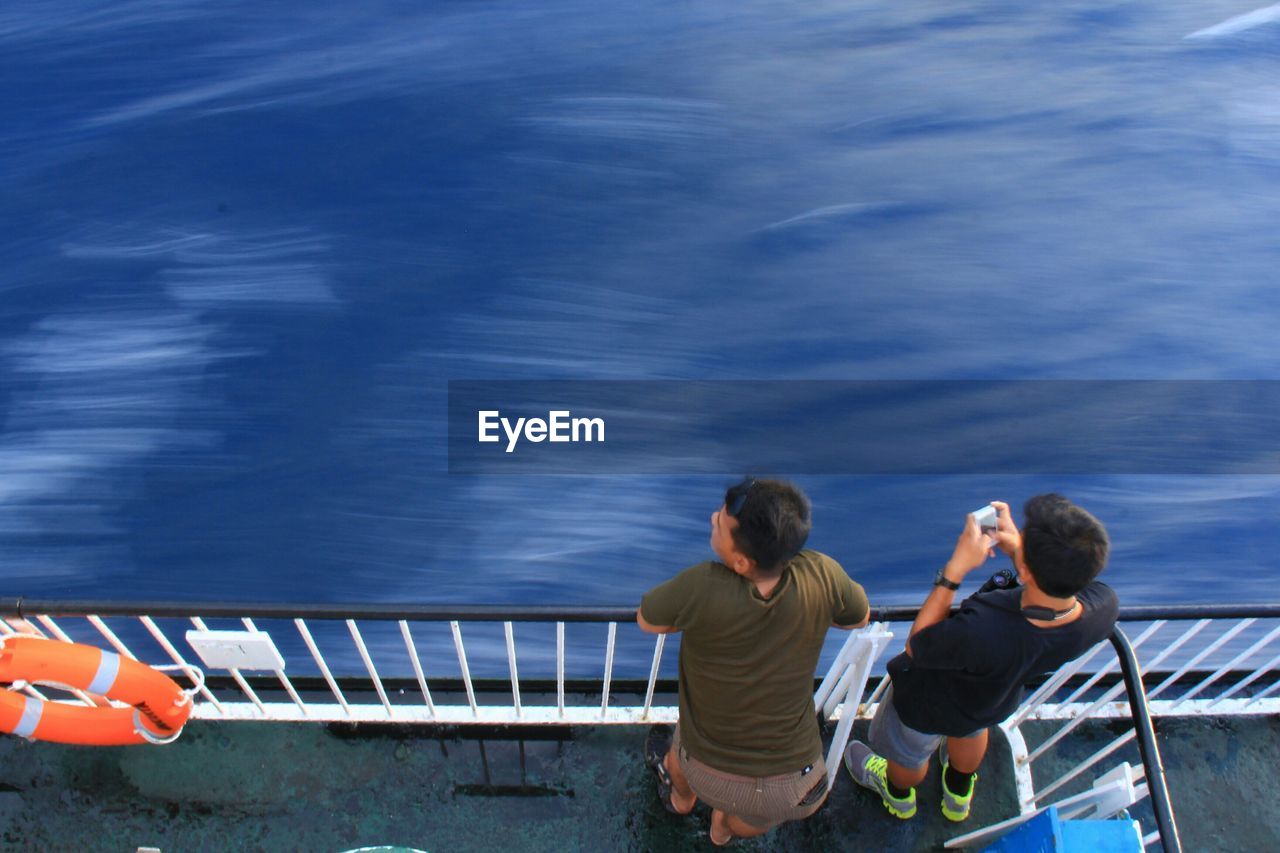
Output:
top-left (557, 621), bottom-right (566, 719)
top-left (192, 616), bottom-right (265, 716)
top-left (1244, 672), bottom-right (1280, 706)
top-left (1024, 619), bottom-right (1204, 768)
top-left (398, 621), bottom-right (436, 716)
top-left (242, 618), bottom-right (308, 717)
top-left (450, 621), bottom-right (479, 716)
top-left (7, 682), bottom-right (49, 701)
top-left (600, 622), bottom-right (617, 720)
top-left (295, 618), bottom-right (351, 715)
top-left (864, 672), bottom-right (891, 709)
top-left (815, 625), bottom-right (880, 712)
top-left (1026, 730), bottom-right (1136, 806)
top-left (1025, 682), bottom-right (1129, 765)
top-left (31, 616), bottom-right (101, 707)
top-left (86, 615), bottom-right (139, 660)
top-left (1056, 642), bottom-right (1131, 707)
top-left (1208, 646), bottom-right (1280, 708)
top-left (227, 672), bottom-right (267, 716)
top-left (1147, 619), bottom-right (1254, 700)
top-left (347, 619), bottom-right (394, 719)
top-left (1127, 620), bottom-right (1209, 697)
top-left (504, 621), bottom-right (522, 718)
top-left (1171, 623), bottom-right (1280, 707)
top-left (642, 634), bottom-right (666, 718)
top-left (2, 619), bottom-right (51, 642)
top-left (1012, 621), bottom-right (1163, 729)
top-left (32, 615), bottom-right (74, 643)
top-left (140, 616), bottom-right (224, 712)
top-left (1011, 645), bottom-right (1107, 728)
top-left (0, 618), bottom-right (44, 638)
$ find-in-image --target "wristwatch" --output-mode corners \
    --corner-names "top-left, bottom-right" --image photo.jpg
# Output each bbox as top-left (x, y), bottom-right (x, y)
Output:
top-left (933, 568), bottom-right (962, 591)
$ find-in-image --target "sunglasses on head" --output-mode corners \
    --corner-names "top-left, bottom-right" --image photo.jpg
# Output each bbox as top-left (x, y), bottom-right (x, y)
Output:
top-left (727, 478), bottom-right (757, 517)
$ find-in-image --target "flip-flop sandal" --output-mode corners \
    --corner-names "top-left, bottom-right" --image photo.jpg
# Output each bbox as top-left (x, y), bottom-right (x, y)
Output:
top-left (644, 726), bottom-right (688, 815)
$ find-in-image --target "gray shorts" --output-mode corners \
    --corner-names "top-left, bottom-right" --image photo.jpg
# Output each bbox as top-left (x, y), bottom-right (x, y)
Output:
top-left (868, 686), bottom-right (981, 769)
top-left (673, 724), bottom-right (829, 830)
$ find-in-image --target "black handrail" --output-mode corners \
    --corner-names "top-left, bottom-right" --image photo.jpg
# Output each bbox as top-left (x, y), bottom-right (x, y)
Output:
top-left (0, 598), bottom-right (637, 621)
top-left (4, 596), bottom-right (1280, 622)
top-left (1110, 626), bottom-right (1182, 853)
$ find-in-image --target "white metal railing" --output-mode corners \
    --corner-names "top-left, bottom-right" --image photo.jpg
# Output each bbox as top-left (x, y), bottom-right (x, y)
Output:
top-left (18, 603), bottom-right (1280, 853)
top-left (0, 610), bottom-right (894, 732)
top-left (5, 607), bottom-right (1277, 725)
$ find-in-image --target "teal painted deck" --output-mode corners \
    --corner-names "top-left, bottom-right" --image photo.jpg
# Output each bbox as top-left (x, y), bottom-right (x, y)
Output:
top-left (0, 713), bottom-right (1264, 851)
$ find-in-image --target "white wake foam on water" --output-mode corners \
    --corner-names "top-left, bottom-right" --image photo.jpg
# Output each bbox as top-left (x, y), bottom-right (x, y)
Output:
top-left (1225, 88), bottom-right (1280, 161)
top-left (522, 96), bottom-right (725, 144)
top-left (63, 226), bottom-right (339, 308)
top-left (0, 311), bottom-right (222, 577)
top-left (72, 13), bottom-right (484, 129)
top-left (163, 263), bottom-right (336, 306)
top-left (758, 202), bottom-right (897, 231)
top-left (0, 222), bottom-right (338, 585)
top-left (1186, 4), bottom-right (1280, 40)
top-left (0, 2), bottom-right (209, 43)
top-left (442, 278), bottom-right (687, 378)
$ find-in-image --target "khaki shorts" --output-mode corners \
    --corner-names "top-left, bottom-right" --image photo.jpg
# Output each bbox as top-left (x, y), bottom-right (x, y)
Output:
top-left (673, 725), bottom-right (829, 830)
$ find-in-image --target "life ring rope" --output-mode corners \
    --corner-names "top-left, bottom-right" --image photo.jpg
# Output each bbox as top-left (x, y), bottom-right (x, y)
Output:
top-left (153, 662), bottom-right (206, 704)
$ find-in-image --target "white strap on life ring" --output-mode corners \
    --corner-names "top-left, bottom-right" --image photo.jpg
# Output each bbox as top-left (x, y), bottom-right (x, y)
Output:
top-left (130, 664), bottom-right (204, 744)
top-left (132, 708), bottom-right (185, 745)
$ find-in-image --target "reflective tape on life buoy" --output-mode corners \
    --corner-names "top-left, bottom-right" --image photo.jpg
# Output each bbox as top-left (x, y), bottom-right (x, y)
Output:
top-left (0, 636), bottom-right (201, 746)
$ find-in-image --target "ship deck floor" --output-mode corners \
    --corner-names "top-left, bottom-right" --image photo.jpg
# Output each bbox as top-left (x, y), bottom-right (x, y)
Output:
top-left (0, 715), bottom-right (1272, 851)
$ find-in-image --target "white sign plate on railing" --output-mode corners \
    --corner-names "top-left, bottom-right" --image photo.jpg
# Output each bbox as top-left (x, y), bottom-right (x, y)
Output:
top-left (186, 629), bottom-right (286, 671)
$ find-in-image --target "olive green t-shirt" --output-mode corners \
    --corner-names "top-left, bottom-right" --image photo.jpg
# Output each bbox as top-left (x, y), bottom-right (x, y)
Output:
top-left (639, 550), bottom-right (869, 776)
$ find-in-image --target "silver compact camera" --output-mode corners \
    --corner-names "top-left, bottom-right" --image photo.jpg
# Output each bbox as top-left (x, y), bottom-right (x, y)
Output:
top-left (971, 504), bottom-right (998, 532)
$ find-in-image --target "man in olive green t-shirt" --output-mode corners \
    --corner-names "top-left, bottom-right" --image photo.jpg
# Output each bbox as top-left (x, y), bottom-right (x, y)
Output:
top-left (638, 478), bottom-right (869, 846)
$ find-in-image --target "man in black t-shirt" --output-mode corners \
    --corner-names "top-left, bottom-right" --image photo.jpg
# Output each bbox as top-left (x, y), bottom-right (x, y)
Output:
top-left (844, 495), bottom-right (1118, 822)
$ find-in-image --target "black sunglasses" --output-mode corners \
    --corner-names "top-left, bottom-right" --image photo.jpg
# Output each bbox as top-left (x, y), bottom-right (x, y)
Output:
top-left (727, 478), bottom-right (757, 517)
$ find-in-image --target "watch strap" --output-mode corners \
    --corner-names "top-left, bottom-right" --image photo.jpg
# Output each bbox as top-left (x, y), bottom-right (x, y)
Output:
top-left (933, 570), bottom-right (962, 591)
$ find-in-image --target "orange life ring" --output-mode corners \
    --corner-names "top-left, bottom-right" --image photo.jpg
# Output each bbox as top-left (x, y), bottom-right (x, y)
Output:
top-left (0, 636), bottom-right (196, 745)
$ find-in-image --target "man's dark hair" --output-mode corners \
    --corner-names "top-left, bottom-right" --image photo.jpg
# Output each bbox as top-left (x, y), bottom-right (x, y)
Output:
top-left (724, 478), bottom-right (812, 574)
top-left (1021, 494), bottom-right (1109, 598)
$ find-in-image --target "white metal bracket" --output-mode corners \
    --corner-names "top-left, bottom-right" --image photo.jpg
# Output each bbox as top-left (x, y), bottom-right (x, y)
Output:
top-left (186, 629), bottom-right (285, 671)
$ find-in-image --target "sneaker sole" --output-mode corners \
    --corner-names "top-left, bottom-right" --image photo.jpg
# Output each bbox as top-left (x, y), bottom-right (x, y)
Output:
top-left (938, 740), bottom-right (974, 823)
top-left (885, 800), bottom-right (917, 820)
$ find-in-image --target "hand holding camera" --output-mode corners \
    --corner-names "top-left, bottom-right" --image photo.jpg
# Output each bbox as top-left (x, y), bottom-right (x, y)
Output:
top-left (968, 502), bottom-right (1024, 592)
top-left (946, 511), bottom-right (996, 577)
top-left (946, 501), bottom-right (1022, 576)
top-left (985, 500), bottom-right (1022, 558)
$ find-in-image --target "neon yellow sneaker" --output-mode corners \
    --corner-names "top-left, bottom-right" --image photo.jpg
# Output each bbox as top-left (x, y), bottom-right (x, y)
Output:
top-left (938, 741), bottom-right (976, 822)
top-left (843, 740), bottom-right (917, 819)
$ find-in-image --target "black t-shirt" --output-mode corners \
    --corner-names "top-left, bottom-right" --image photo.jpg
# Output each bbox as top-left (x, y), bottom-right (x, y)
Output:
top-left (886, 582), bottom-right (1119, 736)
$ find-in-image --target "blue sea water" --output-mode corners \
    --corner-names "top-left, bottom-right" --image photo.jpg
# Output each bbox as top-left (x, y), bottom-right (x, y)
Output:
top-left (3, 0), bottom-right (1280, 610)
